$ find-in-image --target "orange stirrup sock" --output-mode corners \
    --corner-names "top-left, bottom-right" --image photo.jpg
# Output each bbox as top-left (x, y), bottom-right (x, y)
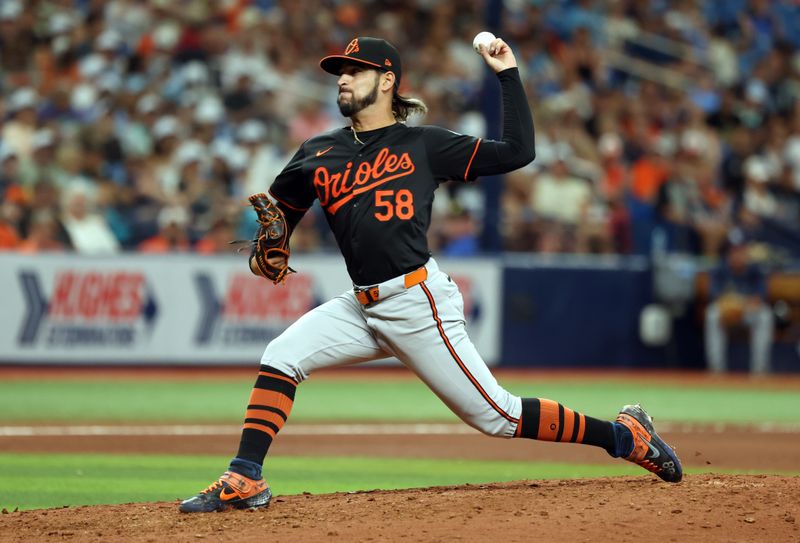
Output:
top-left (235, 365), bottom-right (297, 464)
top-left (514, 398), bottom-right (616, 454)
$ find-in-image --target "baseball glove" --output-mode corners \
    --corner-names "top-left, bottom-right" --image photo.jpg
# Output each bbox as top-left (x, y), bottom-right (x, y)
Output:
top-left (247, 193), bottom-right (294, 284)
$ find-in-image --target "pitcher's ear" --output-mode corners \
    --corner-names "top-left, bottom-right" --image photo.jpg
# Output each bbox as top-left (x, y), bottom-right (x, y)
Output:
top-left (382, 71), bottom-right (396, 91)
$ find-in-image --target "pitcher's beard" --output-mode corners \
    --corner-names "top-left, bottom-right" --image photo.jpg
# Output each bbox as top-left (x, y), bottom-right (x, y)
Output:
top-left (338, 79), bottom-right (379, 117)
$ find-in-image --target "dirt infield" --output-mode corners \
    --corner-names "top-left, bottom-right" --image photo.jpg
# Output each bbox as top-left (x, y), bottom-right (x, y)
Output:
top-left (1, 475), bottom-right (798, 543)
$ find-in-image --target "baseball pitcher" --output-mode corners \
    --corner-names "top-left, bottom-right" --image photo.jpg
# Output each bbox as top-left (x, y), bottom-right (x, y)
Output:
top-left (180, 36), bottom-right (682, 513)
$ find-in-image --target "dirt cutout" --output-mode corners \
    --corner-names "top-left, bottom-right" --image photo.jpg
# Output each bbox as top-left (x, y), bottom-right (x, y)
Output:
top-left (1, 475), bottom-right (798, 542)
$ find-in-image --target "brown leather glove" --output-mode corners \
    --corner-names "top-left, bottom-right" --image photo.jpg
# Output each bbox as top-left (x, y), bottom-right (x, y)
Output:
top-left (247, 193), bottom-right (293, 284)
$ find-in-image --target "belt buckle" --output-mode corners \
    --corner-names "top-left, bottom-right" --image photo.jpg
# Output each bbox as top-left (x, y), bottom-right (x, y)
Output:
top-left (355, 286), bottom-right (380, 305)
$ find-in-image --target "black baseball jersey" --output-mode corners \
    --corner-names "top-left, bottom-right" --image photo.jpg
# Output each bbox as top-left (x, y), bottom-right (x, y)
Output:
top-left (269, 68), bottom-right (535, 285)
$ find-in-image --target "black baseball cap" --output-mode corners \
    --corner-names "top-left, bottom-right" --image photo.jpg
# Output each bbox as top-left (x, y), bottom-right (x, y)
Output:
top-left (320, 37), bottom-right (401, 87)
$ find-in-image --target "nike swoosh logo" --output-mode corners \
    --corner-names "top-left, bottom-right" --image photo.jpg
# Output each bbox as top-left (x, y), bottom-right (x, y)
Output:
top-left (316, 146), bottom-right (333, 157)
top-left (641, 434), bottom-right (660, 460)
top-left (219, 488), bottom-right (240, 501)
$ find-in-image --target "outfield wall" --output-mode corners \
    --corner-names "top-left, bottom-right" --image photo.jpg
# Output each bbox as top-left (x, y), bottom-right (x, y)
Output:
top-left (2, 253), bottom-right (797, 370)
top-left (0, 254), bottom-right (501, 365)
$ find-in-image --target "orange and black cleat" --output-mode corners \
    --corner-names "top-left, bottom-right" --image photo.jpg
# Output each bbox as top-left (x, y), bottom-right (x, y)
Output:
top-left (179, 471), bottom-right (272, 513)
top-left (616, 404), bottom-right (683, 483)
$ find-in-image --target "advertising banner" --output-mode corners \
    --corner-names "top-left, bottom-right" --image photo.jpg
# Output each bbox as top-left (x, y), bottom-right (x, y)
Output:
top-left (0, 254), bottom-right (500, 365)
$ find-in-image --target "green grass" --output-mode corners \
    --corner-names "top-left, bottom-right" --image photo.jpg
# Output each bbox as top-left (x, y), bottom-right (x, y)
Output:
top-left (1, 378), bottom-right (799, 424)
top-left (1, 377), bottom-right (798, 511)
top-left (2, 453), bottom-right (796, 511)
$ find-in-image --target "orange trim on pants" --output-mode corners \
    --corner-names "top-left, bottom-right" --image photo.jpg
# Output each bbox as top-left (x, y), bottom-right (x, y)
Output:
top-left (419, 282), bottom-right (518, 425)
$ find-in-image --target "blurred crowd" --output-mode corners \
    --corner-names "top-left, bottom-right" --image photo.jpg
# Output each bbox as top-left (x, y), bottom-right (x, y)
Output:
top-left (1, 0), bottom-right (799, 259)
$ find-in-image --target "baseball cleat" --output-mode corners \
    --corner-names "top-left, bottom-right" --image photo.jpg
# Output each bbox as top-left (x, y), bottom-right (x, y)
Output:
top-left (179, 471), bottom-right (272, 513)
top-left (616, 404), bottom-right (683, 483)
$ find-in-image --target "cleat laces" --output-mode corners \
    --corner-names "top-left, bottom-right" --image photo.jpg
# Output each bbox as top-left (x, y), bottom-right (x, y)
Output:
top-left (202, 480), bottom-right (224, 495)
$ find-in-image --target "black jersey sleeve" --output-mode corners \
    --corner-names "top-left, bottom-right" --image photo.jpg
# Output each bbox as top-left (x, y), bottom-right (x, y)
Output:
top-left (420, 126), bottom-right (482, 183)
top-left (268, 144), bottom-right (316, 231)
top-left (465, 67), bottom-right (536, 178)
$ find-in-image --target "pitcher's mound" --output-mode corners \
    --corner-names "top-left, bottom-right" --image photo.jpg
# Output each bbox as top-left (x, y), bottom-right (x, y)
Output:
top-left (2, 474), bottom-right (798, 542)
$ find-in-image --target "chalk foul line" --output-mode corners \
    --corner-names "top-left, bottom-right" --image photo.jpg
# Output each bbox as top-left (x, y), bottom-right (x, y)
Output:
top-left (0, 422), bottom-right (798, 437)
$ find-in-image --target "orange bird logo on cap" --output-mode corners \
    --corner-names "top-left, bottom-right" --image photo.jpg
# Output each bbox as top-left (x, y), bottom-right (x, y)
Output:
top-left (344, 39), bottom-right (359, 55)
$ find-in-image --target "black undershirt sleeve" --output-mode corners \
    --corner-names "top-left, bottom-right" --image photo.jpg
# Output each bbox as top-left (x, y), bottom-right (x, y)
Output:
top-left (468, 67), bottom-right (536, 178)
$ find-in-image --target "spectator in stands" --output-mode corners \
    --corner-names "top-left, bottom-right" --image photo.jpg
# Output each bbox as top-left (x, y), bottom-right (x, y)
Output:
top-left (0, 146), bottom-right (22, 197)
top-left (173, 140), bottom-right (214, 224)
top-left (784, 112), bottom-right (800, 191)
top-left (530, 152), bottom-right (593, 253)
top-left (0, 145), bottom-right (25, 248)
top-left (60, 184), bottom-right (120, 254)
top-left (720, 126), bottom-right (754, 204)
top-left (0, 200), bottom-right (21, 249)
top-left (0, 223), bottom-right (20, 250)
top-left (150, 115), bottom-right (184, 200)
top-left (18, 181), bottom-right (70, 243)
top-left (287, 212), bottom-right (323, 254)
top-left (742, 156), bottom-right (779, 220)
top-left (19, 129), bottom-right (60, 188)
top-left (0, 0), bottom-right (797, 260)
top-left (195, 217), bottom-right (236, 255)
top-left (559, 26), bottom-right (603, 89)
top-left (654, 130), bottom-right (731, 256)
top-left (773, 163), bottom-right (800, 225)
top-left (0, 1), bottom-right (35, 82)
top-left (705, 230), bottom-right (774, 374)
top-left (706, 89), bottom-right (741, 136)
top-left (500, 165), bottom-right (537, 252)
top-left (2, 88), bottom-right (39, 160)
top-left (239, 120), bottom-right (284, 198)
top-left (440, 206), bottom-right (480, 258)
top-left (138, 205), bottom-right (192, 253)
top-left (597, 132), bottom-right (627, 201)
top-left (18, 209), bottom-right (67, 253)
top-left (630, 134), bottom-right (673, 206)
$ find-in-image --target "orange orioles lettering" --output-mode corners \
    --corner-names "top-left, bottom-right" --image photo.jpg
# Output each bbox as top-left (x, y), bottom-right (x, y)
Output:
top-left (313, 147), bottom-right (416, 214)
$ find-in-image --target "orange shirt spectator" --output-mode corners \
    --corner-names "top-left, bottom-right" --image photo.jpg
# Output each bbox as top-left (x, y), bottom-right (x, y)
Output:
top-left (0, 221), bottom-right (20, 249)
top-left (597, 134), bottom-right (627, 200)
top-left (630, 155), bottom-right (669, 203)
top-left (138, 205), bottom-right (192, 253)
top-left (138, 235), bottom-right (191, 253)
top-left (602, 162), bottom-right (627, 199)
top-left (195, 219), bottom-right (236, 255)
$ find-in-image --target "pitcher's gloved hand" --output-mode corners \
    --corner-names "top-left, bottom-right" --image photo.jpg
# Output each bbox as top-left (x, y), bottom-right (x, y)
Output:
top-left (247, 193), bottom-right (294, 284)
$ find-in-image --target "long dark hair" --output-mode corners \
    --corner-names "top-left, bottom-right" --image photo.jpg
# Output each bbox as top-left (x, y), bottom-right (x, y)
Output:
top-left (392, 92), bottom-right (428, 122)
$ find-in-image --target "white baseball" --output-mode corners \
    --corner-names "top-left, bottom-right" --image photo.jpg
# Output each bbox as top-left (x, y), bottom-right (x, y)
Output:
top-left (472, 31), bottom-right (496, 54)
